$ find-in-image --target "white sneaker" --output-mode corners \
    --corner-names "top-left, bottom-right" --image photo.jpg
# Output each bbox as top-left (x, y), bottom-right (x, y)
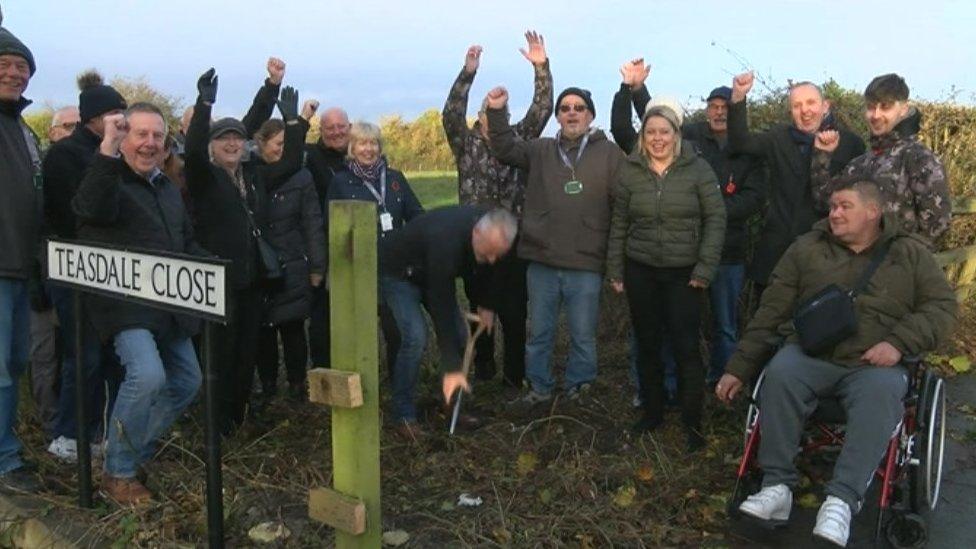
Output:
top-left (738, 484), bottom-right (792, 523)
top-left (812, 495), bottom-right (851, 547)
top-left (47, 436), bottom-right (78, 461)
top-left (47, 436), bottom-right (105, 462)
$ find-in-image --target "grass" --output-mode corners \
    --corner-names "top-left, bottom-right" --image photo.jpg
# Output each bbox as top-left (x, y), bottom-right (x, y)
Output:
top-left (405, 171), bottom-right (458, 210)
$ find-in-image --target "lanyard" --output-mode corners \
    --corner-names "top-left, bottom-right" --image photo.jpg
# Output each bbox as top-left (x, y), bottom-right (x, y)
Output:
top-left (361, 168), bottom-right (387, 211)
top-left (556, 129), bottom-right (592, 180)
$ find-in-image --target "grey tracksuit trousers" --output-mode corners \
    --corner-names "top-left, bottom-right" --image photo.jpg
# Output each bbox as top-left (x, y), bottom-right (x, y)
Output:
top-left (759, 344), bottom-right (908, 511)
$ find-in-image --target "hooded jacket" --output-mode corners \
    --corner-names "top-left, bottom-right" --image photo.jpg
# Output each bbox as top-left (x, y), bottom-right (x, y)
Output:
top-left (486, 108), bottom-right (624, 273)
top-left (0, 96), bottom-right (41, 280)
top-left (810, 108), bottom-right (951, 245)
top-left (727, 100), bottom-right (866, 285)
top-left (725, 215), bottom-right (957, 382)
top-left (607, 145), bottom-right (726, 283)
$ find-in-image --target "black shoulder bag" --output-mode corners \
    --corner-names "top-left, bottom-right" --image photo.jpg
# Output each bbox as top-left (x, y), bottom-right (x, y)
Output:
top-left (237, 196), bottom-right (284, 281)
top-left (793, 239), bottom-right (892, 355)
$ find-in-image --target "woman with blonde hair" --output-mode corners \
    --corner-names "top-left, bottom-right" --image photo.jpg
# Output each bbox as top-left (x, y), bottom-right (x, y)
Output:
top-left (606, 104), bottom-right (726, 451)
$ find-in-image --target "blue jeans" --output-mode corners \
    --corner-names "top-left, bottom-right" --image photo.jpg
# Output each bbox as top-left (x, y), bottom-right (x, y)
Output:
top-left (50, 285), bottom-right (105, 441)
top-left (525, 262), bottom-right (602, 395)
top-left (0, 278), bottom-right (29, 474)
top-left (105, 329), bottom-right (201, 478)
top-left (380, 276), bottom-right (464, 422)
top-left (707, 264), bottom-right (745, 383)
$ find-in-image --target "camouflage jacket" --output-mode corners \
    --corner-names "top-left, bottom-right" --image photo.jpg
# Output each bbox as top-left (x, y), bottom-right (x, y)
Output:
top-left (442, 61), bottom-right (553, 218)
top-left (811, 109), bottom-right (951, 245)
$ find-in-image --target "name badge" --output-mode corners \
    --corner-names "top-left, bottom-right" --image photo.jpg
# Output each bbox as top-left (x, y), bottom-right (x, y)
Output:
top-left (379, 212), bottom-right (394, 232)
top-left (564, 180), bottom-right (583, 195)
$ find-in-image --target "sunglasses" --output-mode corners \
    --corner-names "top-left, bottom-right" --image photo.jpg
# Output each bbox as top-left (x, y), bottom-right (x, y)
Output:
top-left (559, 104), bottom-right (587, 114)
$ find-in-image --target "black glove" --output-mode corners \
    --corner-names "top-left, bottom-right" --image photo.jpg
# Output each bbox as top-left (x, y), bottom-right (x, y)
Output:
top-left (197, 68), bottom-right (218, 104)
top-left (277, 86), bottom-right (299, 122)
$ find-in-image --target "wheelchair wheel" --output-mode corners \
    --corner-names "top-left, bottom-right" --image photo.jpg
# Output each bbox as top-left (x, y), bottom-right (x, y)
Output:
top-left (885, 512), bottom-right (927, 548)
top-left (909, 375), bottom-right (947, 513)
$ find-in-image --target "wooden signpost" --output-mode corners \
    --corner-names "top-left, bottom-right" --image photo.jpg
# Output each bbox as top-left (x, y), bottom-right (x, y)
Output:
top-left (308, 201), bottom-right (382, 548)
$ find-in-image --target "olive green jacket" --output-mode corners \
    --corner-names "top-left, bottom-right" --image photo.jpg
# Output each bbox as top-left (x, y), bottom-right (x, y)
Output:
top-left (606, 147), bottom-right (726, 283)
top-left (726, 215), bottom-right (958, 381)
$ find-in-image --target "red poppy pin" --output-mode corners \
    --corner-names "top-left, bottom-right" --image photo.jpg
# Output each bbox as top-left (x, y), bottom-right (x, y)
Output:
top-left (391, 180), bottom-right (400, 192)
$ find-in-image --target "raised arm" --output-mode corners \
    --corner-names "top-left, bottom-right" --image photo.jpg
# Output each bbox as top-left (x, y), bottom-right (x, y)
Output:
top-left (727, 71), bottom-right (772, 156)
top-left (485, 87), bottom-right (532, 169)
top-left (610, 58), bottom-right (651, 153)
top-left (72, 114), bottom-right (128, 225)
top-left (513, 30), bottom-right (553, 139)
top-left (185, 69), bottom-right (218, 188)
top-left (442, 46), bottom-right (480, 161)
top-left (261, 86), bottom-right (310, 187)
top-left (241, 57), bottom-right (285, 138)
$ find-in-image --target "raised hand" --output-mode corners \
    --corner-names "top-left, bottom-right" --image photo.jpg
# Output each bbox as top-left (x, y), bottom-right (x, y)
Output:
top-left (99, 113), bottom-right (128, 156)
top-left (519, 30), bottom-right (547, 66)
top-left (464, 45), bottom-right (483, 74)
top-left (631, 58), bottom-right (650, 89)
top-left (301, 99), bottom-right (320, 121)
top-left (267, 57), bottom-right (286, 85)
top-left (197, 68), bottom-right (218, 104)
top-left (814, 129), bottom-right (840, 153)
top-left (619, 61), bottom-right (634, 87)
top-left (731, 71), bottom-right (754, 103)
top-left (485, 86), bottom-right (509, 109)
top-left (277, 86), bottom-right (299, 122)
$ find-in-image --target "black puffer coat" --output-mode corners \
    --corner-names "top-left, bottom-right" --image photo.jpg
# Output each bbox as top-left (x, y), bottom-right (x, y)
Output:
top-left (261, 167), bottom-right (325, 324)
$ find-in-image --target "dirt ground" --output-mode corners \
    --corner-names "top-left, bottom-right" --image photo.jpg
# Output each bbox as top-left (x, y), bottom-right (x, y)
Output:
top-left (12, 294), bottom-right (976, 547)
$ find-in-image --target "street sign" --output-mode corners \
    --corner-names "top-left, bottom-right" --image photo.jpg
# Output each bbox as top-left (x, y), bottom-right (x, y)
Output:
top-left (47, 239), bottom-right (227, 321)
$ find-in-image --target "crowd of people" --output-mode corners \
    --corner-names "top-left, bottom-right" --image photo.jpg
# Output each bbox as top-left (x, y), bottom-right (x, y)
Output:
top-left (0, 20), bottom-right (961, 546)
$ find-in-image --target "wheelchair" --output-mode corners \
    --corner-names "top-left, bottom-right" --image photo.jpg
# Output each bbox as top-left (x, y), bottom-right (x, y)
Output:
top-left (727, 358), bottom-right (947, 548)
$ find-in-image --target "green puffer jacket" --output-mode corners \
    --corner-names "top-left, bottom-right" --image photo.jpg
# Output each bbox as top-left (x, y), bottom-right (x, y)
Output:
top-left (606, 146), bottom-right (726, 283)
top-left (726, 215), bottom-right (958, 382)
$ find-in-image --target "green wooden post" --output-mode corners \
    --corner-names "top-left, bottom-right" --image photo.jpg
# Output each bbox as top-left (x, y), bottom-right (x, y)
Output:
top-left (321, 201), bottom-right (380, 548)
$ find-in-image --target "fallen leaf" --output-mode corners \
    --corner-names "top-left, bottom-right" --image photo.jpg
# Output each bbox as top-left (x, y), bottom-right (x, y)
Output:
top-left (613, 485), bottom-right (637, 508)
top-left (539, 488), bottom-right (552, 504)
top-left (247, 522), bottom-right (290, 544)
top-left (950, 355), bottom-right (971, 373)
top-left (796, 493), bottom-right (820, 509)
top-left (576, 532), bottom-right (595, 549)
top-left (492, 527), bottom-right (512, 544)
top-left (516, 452), bottom-right (538, 476)
top-left (635, 464), bottom-right (655, 483)
top-left (382, 530), bottom-right (410, 547)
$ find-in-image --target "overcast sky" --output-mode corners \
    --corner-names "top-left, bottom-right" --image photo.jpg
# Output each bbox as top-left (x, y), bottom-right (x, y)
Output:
top-left (7, 0), bottom-right (975, 129)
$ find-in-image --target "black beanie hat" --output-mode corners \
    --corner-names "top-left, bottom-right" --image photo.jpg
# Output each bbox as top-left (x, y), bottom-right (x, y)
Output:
top-left (0, 24), bottom-right (36, 76)
top-left (77, 70), bottom-right (128, 123)
top-left (556, 87), bottom-right (596, 117)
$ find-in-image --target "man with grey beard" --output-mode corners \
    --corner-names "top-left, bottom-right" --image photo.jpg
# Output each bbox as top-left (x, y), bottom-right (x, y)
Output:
top-left (485, 85), bottom-right (623, 409)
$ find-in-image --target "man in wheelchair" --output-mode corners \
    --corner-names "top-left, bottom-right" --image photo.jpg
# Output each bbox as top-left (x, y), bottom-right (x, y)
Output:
top-left (714, 177), bottom-right (957, 546)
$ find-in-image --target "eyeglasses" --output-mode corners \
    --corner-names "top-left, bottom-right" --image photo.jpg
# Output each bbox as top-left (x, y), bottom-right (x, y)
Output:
top-left (559, 104), bottom-right (587, 114)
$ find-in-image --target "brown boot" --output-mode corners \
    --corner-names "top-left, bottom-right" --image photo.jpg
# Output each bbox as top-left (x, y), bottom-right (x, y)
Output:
top-left (393, 420), bottom-right (425, 442)
top-left (101, 473), bottom-right (152, 505)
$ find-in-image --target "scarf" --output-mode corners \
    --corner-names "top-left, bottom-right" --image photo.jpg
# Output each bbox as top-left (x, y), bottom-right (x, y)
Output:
top-left (789, 110), bottom-right (836, 158)
top-left (348, 157), bottom-right (386, 183)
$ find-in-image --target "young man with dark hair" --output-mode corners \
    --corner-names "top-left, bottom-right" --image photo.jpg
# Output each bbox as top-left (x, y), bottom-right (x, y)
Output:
top-left (811, 73), bottom-right (951, 245)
